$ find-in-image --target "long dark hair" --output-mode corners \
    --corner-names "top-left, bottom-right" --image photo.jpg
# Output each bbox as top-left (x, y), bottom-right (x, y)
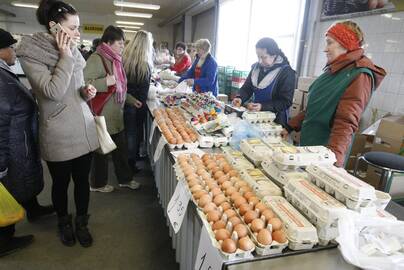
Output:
top-left (256, 37), bottom-right (290, 65)
top-left (37, 0), bottom-right (78, 30)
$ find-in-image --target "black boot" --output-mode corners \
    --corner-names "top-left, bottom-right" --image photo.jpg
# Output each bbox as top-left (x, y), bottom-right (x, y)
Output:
top-left (75, 215), bottom-right (93, 248)
top-left (0, 235), bottom-right (34, 257)
top-left (58, 215), bottom-right (75, 247)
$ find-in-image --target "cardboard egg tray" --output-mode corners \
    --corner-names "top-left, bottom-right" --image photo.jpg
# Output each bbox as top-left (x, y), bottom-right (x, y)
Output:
top-left (375, 190), bottom-right (391, 210)
top-left (240, 138), bottom-right (273, 166)
top-left (254, 122), bottom-right (283, 138)
top-left (242, 111), bottom-right (276, 123)
top-left (262, 196), bottom-right (319, 250)
top-left (305, 165), bottom-right (377, 210)
top-left (272, 146), bottom-right (337, 170)
top-left (262, 140), bottom-right (294, 153)
top-left (261, 158), bottom-right (309, 187)
top-left (284, 179), bottom-right (347, 245)
top-left (239, 168), bottom-right (283, 197)
top-left (221, 147), bottom-right (255, 170)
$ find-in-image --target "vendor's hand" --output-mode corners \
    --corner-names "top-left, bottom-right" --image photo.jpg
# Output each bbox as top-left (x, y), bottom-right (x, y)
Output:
top-left (106, 74), bottom-right (116, 86)
top-left (251, 103), bottom-right (262, 111)
top-left (232, 98), bottom-right (242, 107)
top-left (55, 31), bottom-right (72, 58)
top-left (82, 84), bottom-right (97, 100)
top-left (185, 79), bottom-right (194, 86)
top-left (133, 98), bottom-right (143, 109)
top-left (281, 128), bottom-right (289, 140)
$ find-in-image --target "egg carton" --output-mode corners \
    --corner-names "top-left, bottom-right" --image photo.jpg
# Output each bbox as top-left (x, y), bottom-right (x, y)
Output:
top-left (254, 122), bottom-right (283, 138)
top-left (262, 140), bottom-right (295, 153)
top-left (375, 190), bottom-right (391, 210)
top-left (197, 209), bottom-right (255, 261)
top-left (272, 146), bottom-right (337, 170)
top-left (242, 111), bottom-right (276, 123)
top-left (239, 168), bottom-right (283, 197)
top-left (262, 135), bottom-right (282, 144)
top-left (284, 179), bottom-right (346, 226)
top-left (305, 165), bottom-right (377, 210)
top-left (261, 158), bottom-right (309, 187)
top-left (221, 147), bottom-right (255, 170)
top-left (213, 135), bottom-right (229, 147)
top-left (262, 196), bottom-right (319, 250)
top-left (198, 134), bottom-right (215, 148)
top-left (240, 138), bottom-right (272, 166)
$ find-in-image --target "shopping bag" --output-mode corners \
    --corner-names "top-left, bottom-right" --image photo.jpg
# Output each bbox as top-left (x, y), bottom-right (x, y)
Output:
top-left (0, 183), bottom-right (25, 227)
top-left (94, 115), bottom-right (117, 154)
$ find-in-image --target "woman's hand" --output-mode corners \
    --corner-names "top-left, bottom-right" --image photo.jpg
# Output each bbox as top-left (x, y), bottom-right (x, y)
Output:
top-left (56, 31), bottom-right (72, 58)
top-left (82, 84), bottom-right (97, 100)
top-left (133, 98), bottom-right (143, 109)
top-left (106, 74), bottom-right (116, 86)
top-left (247, 103), bottom-right (261, 111)
top-left (185, 79), bottom-right (194, 86)
top-left (281, 128), bottom-right (289, 140)
top-left (232, 98), bottom-right (242, 107)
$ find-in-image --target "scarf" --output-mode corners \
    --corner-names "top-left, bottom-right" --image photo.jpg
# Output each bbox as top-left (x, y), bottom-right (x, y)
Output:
top-left (16, 32), bottom-right (85, 72)
top-left (251, 56), bottom-right (285, 89)
top-left (96, 43), bottom-right (127, 104)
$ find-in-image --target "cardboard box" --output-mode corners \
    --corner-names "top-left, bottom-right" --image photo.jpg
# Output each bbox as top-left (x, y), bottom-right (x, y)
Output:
top-left (290, 103), bottom-right (302, 118)
top-left (371, 115), bottom-right (404, 155)
top-left (345, 134), bottom-right (374, 171)
top-left (365, 166), bottom-right (404, 197)
top-left (292, 89), bottom-right (304, 105)
top-left (365, 166), bottom-right (382, 189)
top-left (297, 77), bottom-right (317, 92)
top-left (372, 137), bottom-right (404, 156)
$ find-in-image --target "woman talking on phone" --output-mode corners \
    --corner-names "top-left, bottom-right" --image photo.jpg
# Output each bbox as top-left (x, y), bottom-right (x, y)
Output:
top-left (17, 0), bottom-right (99, 247)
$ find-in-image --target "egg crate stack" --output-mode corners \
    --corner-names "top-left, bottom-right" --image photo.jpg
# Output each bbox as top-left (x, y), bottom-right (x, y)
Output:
top-left (238, 168), bottom-right (283, 198)
top-left (242, 111), bottom-right (276, 124)
top-left (284, 179), bottom-right (347, 246)
top-left (261, 157), bottom-right (309, 187)
top-left (240, 138), bottom-right (273, 166)
top-left (221, 146), bottom-right (255, 170)
top-left (160, 93), bottom-right (187, 107)
top-left (250, 122), bottom-right (283, 143)
top-left (153, 108), bottom-right (199, 149)
top-left (305, 165), bottom-right (395, 219)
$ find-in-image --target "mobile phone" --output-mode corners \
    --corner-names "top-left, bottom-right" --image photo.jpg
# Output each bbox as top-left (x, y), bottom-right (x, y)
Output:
top-left (50, 23), bottom-right (63, 35)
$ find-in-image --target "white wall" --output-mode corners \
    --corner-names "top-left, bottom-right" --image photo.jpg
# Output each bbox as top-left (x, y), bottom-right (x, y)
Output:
top-left (302, 9), bottom-right (404, 128)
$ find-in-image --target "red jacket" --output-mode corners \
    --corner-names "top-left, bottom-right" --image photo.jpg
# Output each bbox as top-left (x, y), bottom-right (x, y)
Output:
top-left (288, 49), bottom-right (386, 166)
top-left (170, 53), bottom-right (192, 75)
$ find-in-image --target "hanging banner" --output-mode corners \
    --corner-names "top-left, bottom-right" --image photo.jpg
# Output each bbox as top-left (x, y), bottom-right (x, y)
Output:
top-left (82, 24), bottom-right (104, 34)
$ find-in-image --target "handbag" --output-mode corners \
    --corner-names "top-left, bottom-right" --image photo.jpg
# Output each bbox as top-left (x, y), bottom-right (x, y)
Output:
top-left (88, 55), bottom-right (116, 116)
top-left (0, 183), bottom-right (25, 227)
top-left (93, 115), bottom-right (117, 154)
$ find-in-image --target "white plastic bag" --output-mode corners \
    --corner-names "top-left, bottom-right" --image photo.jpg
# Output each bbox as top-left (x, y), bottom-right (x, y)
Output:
top-left (336, 210), bottom-right (404, 270)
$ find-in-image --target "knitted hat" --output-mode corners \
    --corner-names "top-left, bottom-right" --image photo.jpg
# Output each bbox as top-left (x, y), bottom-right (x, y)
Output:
top-left (0, 28), bottom-right (18, 49)
top-left (326, 23), bottom-right (360, 51)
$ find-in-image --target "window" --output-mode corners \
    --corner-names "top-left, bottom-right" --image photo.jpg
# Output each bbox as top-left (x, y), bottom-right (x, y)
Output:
top-left (216, 0), bottom-right (306, 70)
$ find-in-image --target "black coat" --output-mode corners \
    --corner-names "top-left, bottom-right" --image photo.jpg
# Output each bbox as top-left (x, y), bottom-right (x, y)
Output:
top-left (0, 65), bottom-right (43, 203)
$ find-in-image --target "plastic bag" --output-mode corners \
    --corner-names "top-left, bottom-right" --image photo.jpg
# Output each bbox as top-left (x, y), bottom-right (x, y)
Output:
top-left (229, 118), bottom-right (260, 150)
top-left (0, 183), bottom-right (25, 227)
top-left (336, 210), bottom-right (404, 270)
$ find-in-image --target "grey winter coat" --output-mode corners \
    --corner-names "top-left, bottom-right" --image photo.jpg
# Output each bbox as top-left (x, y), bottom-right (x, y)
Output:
top-left (16, 33), bottom-right (99, 162)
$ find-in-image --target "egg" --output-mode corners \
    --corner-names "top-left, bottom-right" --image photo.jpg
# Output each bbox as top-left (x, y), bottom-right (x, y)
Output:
top-left (234, 197), bottom-right (247, 208)
top-left (167, 137), bottom-right (177, 145)
top-left (193, 190), bottom-right (208, 200)
top-left (229, 216), bottom-right (242, 227)
top-left (257, 229), bottom-right (272, 245)
top-left (210, 187), bottom-right (223, 197)
top-left (220, 201), bottom-right (231, 211)
top-left (207, 210), bottom-right (222, 223)
top-left (239, 186), bottom-right (253, 194)
top-left (221, 181), bottom-right (233, 190)
top-left (224, 209), bottom-right (237, 219)
top-left (244, 210), bottom-right (259, 224)
top-left (207, 162), bottom-right (216, 170)
top-left (213, 194), bottom-right (227, 206)
top-left (225, 186), bottom-right (237, 197)
top-left (212, 220), bottom-right (226, 231)
top-left (234, 181), bottom-right (248, 190)
top-left (214, 171), bottom-right (225, 180)
top-left (207, 182), bottom-right (219, 191)
top-left (231, 192), bottom-right (243, 202)
top-left (187, 179), bottom-right (200, 188)
top-left (183, 167), bottom-right (194, 176)
top-left (269, 218), bottom-right (282, 231)
top-left (190, 185), bottom-right (204, 193)
top-left (238, 237), bottom-right (255, 251)
top-left (243, 191), bottom-right (255, 201)
top-left (233, 224), bottom-right (248, 238)
top-left (202, 173), bottom-right (212, 182)
top-left (238, 203), bottom-right (253, 216)
top-left (230, 177), bottom-right (241, 183)
top-left (177, 138), bottom-right (184, 144)
top-left (251, 218), bottom-right (265, 233)
top-left (221, 239), bottom-right (237, 253)
top-left (215, 229), bottom-right (231, 241)
top-left (198, 194), bottom-right (212, 208)
top-left (217, 175), bottom-right (230, 184)
top-left (248, 196), bottom-right (260, 207)
top-left (211, 166), bottom-right (220, 174)
top-left (203, 202), bottom-right (217, 214)
top-left (196, 168), bottom-right (207, 176)
top-left (202, 154), bottom-right (211, 161)
top-left (272, 230), bottom-right (287, 243)
top-left (228, 170), bottom-right (239, 177)
top-left (261, 209), bottom-right (275, 222)
top-left (222, 164), bottom-right (231, 174)
top-left (254, 202), bottom-right (268, 214)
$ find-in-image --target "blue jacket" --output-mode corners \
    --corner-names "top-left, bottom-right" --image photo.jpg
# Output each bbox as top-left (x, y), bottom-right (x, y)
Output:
top-left (179, 53), bottom-right (218, 97)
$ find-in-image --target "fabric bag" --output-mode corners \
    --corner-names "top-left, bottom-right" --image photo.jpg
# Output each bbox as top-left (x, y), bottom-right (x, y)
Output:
top-left (88, 55), bottom-right (116, 116)
top-left (0, 183), bottom-right (25, 227)
top-left (93, 115), bottom-right (117, 154)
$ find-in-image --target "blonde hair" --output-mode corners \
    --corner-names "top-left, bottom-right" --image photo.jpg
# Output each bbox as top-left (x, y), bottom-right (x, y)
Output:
top-left (123, 30), bottom-right (153, 83)
top-left (195, 39), bottom-right (211, 53)
top-left (340, 20), bottom-right (364, 46)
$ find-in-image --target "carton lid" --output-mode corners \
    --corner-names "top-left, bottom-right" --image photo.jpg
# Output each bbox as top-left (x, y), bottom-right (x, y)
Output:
top-left (376, 115), bottom-right (404, 141)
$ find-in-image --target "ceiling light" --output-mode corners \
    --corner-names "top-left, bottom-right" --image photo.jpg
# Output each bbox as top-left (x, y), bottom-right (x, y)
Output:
top-left (117, 25), bottom-right (140, 29)
top-left (116, 20), bottom-right (144, 25)
top-left (11, 1), bottom-right (38, 8)
top-left (115, 11), bottom-right (152, 18)
top-left (123, 29), bottom-right (138, 33)
top-left (113, 1), bottom-right (160, 10)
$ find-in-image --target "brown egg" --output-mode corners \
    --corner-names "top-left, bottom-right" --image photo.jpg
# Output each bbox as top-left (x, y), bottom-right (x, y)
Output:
top-left (220, 201), bottom-right (231, 211)
top-left (198, 194), bottom-right (212, 208)
top-left (238, 237), bottom-right (255, 251)
top-left (202, 154), bottom-right (211, 161)
top-left (229, 216), bottom-right (242, 227)
top-left (269, 218), bottom-right (282, 231)
top-left (177, 138), bottom-right (184, 144)
top-left (225, 186), bottom-right (238, 197)
top-left (239, 186), bottom-right (253, 194)
top-left (238, 203), bottom-right (252, 216)
top-left (187, 179), bottom-right (200, 188)
top-left (203, 202), bottom-right (217, 214)
top-left (234, 197), bottom-right (247, 208)
top-left (230, 176), bottom-right (242, 183)
top-left (257, 229), bottom-right (272, 245)
top-left (251, 218), bottom-right (265, 233)
top-left (212, 220), bottom-right (226, 231)
top-left (222, 163), bottom-right (231, 174)
top-left (193, 190), bottom-right (208, 200)
top-left (183, 167), bottom-right (194, 176)
top-left (248, 196), bottom-right (260, 207)
top-left (244, 210), bottom-right (259, 224)
top-left (177, 154), bottom-right (187, 162)
top-left (261, 209), bottom-right (275, 222)
top-left (255, 202), bottom-right (268, 215)
top-left (231, 192), bottom-right (243, 202)
top-left (207, 162), bottom-right (216, 170)
top-left (196, 168), bottom-right (207, 176)
top-left (215, 229), bottom-right (231, 241)
top-left (190, 185), bottom-right (204, 193)
top-left (221, 181), bottom-right (233, 190)
top-left (201, 173), bottom-right (212, 182)
top-left (243, 191), bottom-right (255, 201)
top-left (235, 180), bottom-right (248, 189)
top-left (221, 239), bottom-right (237, 253)
top-left (168, 137), bottom-right (177, 145)
top-left (272, 230), bottom-right (287, 243)
top-left (213, 194), bottom-right (227, 206)
top-left (207, 210), bottom-right (222, 223)
top-left (214, 171), bottom-right (225, 180)
top-left (210, 187), bottom-right (223, 197)
top-left (224, 209), bottom-right (237, 219)
top-left (211, 166), bottom-right (220, 174)
top-left (207, 182), bottom-right (219, 191)
top-left (233, 224), bottom-right (248, 238)
top-left (229, 170), bottom-right (239, 177)
top-left (217, 175), bottom-right (230, 184)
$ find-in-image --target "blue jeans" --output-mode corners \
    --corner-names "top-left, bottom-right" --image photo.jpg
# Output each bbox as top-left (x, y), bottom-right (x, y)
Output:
top-left (124, 105), bottom-right (147, 162)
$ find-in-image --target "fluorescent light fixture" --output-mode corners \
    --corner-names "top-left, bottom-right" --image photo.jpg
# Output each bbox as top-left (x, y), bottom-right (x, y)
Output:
top-left (113, 1), bottom-right (160, 10)
top-left (382, 13), bottom-right (392, 18)
top-left (115, 11), bottom-right (152, 18)
top-left (116, 20), bottom-right (144, 26)
top-left (117, 25), bottom-right (141, 29)
top-left (123, 29), bottom-right (138, 33)
top-left (11, 1), bottom-right (38, 8)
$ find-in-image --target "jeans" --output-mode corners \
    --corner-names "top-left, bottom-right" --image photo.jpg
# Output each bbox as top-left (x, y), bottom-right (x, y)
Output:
top-left (124, 105), bottom-right (147, 162)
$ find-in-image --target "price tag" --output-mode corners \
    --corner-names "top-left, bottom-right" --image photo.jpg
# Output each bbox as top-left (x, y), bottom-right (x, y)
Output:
top-left (167, 180), bottom-right (191, 233)
top-left (194, 225), bottom-right (224, 270)
top-left (153, 136), bottom-right (166, 162)
top-left (149, 119), bottom-right (157, 143)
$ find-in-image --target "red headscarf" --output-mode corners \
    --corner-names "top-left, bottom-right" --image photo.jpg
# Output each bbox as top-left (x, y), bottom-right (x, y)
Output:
top-left (326, 23), bottom-right (361, 51)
